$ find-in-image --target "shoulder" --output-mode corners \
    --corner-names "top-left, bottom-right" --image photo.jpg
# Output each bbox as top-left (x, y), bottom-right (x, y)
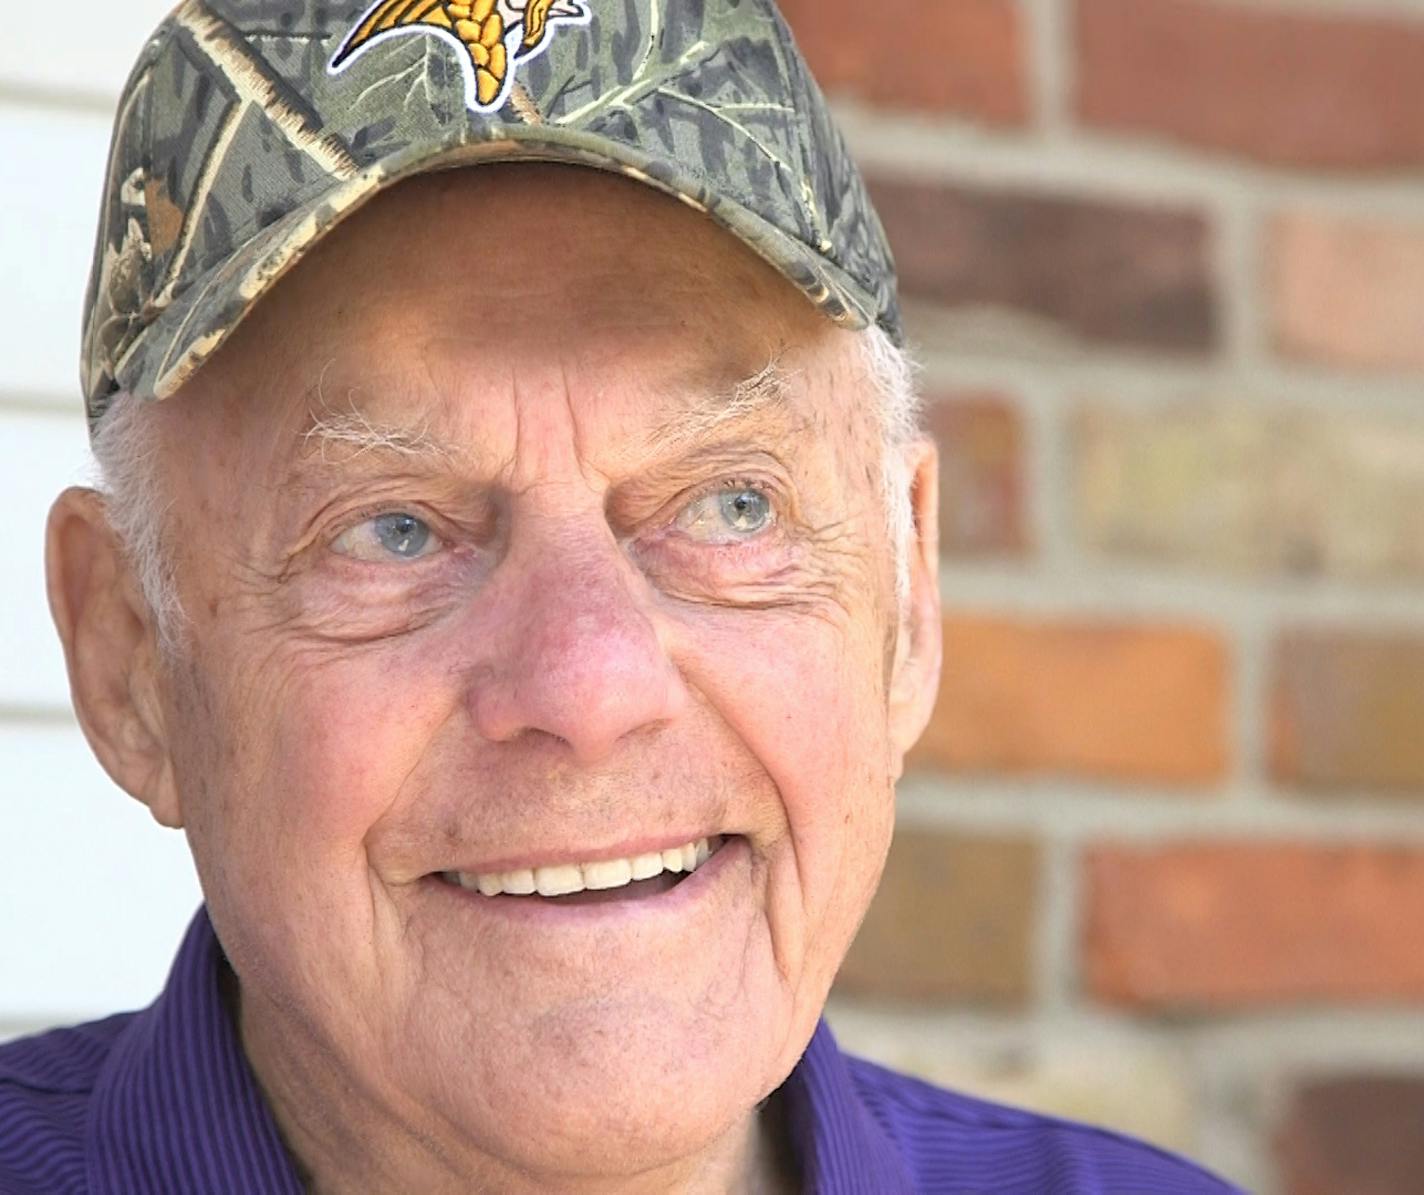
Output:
top-left (0, 1015), bottom-right (131, 1094)
top-left (844, 1053), bottom-right (1246, 1195)
top-left (0, 1015), bottom-right (134, 1195)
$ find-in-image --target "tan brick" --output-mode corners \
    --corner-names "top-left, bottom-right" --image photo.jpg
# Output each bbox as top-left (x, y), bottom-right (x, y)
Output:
top-left (925, 393), bottom-right (1029, 558)
top-left (1270, 211), bottom-right (1424, 374)
top-left (1077, 0), bottom-right (1424, 169)
top-left (836, 829), bottom-right (1038, 1004)
top-left (826, 1007), bottom-right (1196, 1154)
top-left (1277, 1075), bottom-right (1424, 1195)
top-left (1074, 402), bottom-right (1424, 583)
top-left (1271, 631), bottom-right (1424, 797)
top-left (867, 179), bottom-right (1218, 354)
top-left (777, 0), bottom-right (1028, 124)
top-left (912, 614), bottom-right (1230, 786)
top-left (1084, 843), bottom-right (1424, 1009)
top-left (825, 1008), bottom-right (1201, 1156)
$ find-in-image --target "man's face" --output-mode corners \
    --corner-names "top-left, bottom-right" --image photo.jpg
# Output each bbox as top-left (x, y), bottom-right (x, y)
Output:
top-left (140, 166), bottom-right (933, 1183)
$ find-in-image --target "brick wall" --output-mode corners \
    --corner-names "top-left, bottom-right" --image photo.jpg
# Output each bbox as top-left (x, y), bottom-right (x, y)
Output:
top-left (773, 2), bottom-right (1424, 1192)
top-left (3, 3), bottom-right (1422, 1192)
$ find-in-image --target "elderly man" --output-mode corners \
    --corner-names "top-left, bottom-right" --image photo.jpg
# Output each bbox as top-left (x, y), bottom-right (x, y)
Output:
top-left (0, 2), bottom-right (1239, 1192)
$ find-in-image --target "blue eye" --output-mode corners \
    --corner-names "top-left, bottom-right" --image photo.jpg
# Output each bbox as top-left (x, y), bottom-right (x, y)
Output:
top-left (675, 485), bottom-right (775, 542)
top-left (332, 512), bottom-right (439, 562)
top-left (718, 488), bottom-right (771, 534)
top-left (374, 513), bottom-right (431, 557)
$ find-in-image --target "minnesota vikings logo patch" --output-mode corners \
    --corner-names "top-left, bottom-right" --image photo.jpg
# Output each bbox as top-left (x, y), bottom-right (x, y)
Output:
top-left (330, 0), bottom-right (592, 115)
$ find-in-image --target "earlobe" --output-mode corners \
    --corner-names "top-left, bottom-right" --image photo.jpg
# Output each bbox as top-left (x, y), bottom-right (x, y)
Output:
top-left (887, 438), bottom-right (943, 778)
top-left (46, 487), bottom-right (183, 828)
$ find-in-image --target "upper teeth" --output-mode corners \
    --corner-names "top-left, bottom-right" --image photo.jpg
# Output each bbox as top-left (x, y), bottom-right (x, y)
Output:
top-left (448, 836), bottom-right (718, 898)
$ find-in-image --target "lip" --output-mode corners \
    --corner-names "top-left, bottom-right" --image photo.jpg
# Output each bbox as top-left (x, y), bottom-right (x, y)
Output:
top-left (425, 834), bottom-right (748, 926)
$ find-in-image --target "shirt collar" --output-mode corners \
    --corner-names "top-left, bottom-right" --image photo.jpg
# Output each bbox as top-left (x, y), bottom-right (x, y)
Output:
top-left (782, 1019), bottom-right (918, 1195)
top-left (87, 907), bottom-right (913, 1194)
top-left (88, 908), bottom-right (303, 1195)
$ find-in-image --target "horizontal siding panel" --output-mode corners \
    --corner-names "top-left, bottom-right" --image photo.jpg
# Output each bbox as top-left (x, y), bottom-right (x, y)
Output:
top-left (0, 722), bottom-right (201, 1025)
top-left (0, 3), bottom-right (172, 102)
top-left (0, 102), bottom-right (115, 404)
top-left (0, 407), bottom-right (94, 709)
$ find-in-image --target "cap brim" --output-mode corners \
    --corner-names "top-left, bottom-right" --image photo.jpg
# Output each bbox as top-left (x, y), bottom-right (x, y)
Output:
top-left (109, 123), bottom-right (883, 413)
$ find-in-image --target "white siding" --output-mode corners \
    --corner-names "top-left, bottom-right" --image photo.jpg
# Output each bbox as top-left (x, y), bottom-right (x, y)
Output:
top-left (0, 724), bottom-right (201, 1026)
top-left (0, 2), bottom-right (174, 102)
top-left (0, 104), bottom-right (115, 405)
top-left (1, 3), bottom-right (200, 1033)
top-left (0, 408), bottom-right (91, 711)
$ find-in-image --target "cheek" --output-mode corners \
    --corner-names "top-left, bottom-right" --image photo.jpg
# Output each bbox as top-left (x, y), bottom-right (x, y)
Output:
top-left (676, 606), bottom-right (895, 959)
top-left (177, 640), bottom-right (458, 890)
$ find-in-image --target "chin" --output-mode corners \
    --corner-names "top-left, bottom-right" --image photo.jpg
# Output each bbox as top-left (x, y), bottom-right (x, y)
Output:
top-left (404, 986), bottom-right (795, 1181)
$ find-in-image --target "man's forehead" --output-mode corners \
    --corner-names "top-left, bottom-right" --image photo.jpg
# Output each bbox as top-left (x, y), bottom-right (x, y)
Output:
top-left (177, 166), bottom-right (865, 471)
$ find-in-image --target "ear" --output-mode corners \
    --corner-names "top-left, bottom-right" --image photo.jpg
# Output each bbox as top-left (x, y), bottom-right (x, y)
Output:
top-left (887, 437), bottom-right (943, 780)
top-left (46, 487), bottom-right (183, 828)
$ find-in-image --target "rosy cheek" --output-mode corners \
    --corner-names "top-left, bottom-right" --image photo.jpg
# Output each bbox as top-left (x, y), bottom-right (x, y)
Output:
top-left (678, 610), bottom-right (876, 816)
top-left (260, 651), bottom-right (457, 851)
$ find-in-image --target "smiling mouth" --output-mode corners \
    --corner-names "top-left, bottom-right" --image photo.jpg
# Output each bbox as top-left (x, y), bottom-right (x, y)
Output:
top-left (438, 835), bottom-right (729, 904)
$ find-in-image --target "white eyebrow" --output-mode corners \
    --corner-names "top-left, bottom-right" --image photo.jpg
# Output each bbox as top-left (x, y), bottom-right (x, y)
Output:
top-left (296, 356), bottom-right (456, 465)
top-left (648, 357), bottom-right (796, 451)
top-left (296, 358), bottom-right (795, 464)
top-left (300, 407), bottom-right (453, 464)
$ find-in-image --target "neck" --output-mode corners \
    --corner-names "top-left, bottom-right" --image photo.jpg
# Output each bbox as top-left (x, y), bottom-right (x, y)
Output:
top-left (225, 970), bottom-right (800, 1195)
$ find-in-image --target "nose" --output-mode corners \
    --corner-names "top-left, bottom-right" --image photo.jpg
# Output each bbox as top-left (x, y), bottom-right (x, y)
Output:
top-left (468, 535), bottom-right (688, 763)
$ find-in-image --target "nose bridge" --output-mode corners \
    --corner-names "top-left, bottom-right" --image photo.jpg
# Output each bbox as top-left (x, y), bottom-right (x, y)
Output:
top-left (470, 522), bottom-right (686, 761)
top-left (530, 546), bottom-right (656, 690)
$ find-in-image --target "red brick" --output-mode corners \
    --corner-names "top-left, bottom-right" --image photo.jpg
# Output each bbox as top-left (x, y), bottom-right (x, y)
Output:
top-left (1270, 631), bottom-right (1424, 798)
top-left (1270, 212), bottom-right (1424, 374)
top-left (1277, 1076), bottom-right (1424, 1195)
top-left (1077, 0), bottom-right (1424, 170)
top-left (836, 828), bottom-right (1038, 1004)
top-left (1085, 843), bottom-right (1424, 1009)
top-left (912, 614), bottom-right (1229, 785)
top-left (869, 179), bottom-right (1218, 353)
top-left (777, 0), bottom-right (1028, 124)
top-left (925, 393), bottom-right (1029, 557)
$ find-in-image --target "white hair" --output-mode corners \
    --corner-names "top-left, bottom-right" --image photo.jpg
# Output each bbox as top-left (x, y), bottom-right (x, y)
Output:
top-left (90, 393), bottom-right (186, 651)
top-left (91, 325), bottom-right (922, 645)
top-left (860, 323), bottom-right (923, 608)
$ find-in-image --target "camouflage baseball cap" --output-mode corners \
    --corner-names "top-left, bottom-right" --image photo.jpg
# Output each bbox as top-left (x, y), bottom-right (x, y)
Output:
top-left (81, 0), bottom-right (902, 429)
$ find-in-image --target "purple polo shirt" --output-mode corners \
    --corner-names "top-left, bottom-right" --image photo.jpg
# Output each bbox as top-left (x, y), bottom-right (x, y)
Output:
top-left (0, 909), bottom-right (1241, 1194)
